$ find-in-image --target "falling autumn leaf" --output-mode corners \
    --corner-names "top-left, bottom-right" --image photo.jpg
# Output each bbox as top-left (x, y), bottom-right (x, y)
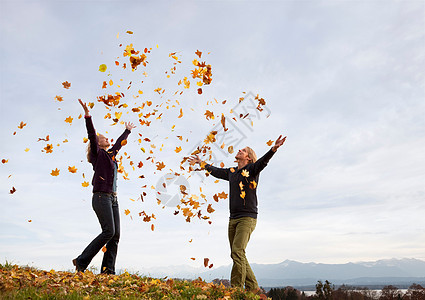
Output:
top-left (18, 121), bottom-right (27, 129)
top-left (99, 64), bottom-right (107, 72)
top-left (241, 169), bottom-right (249, 177)
top-left (151, 224), bottom-right (155, 231)
top-left (197, 88), bottom-right (202, 94)
top-left (2, 159), bottom-right (8, 164)
top-left (156, 161), bottom-right (166, 171)
top-left (178, 108), bottom-right (183, 118)
top-left (65, 116), bottom-right (73, 124)
top-left (55, 95), bottom-right (64, 102)
top-left (195, 50), bottom-right (202, 58)
top-left (204, 258), bottom-right (209, 268)
top-left (230, 167), bottom-right (235, 173)
top-left (218, 191), bottom-right (228, 199)
top-left (50, 168), bottom-right (60, 176)
top-left (228, 146), bottom-right (234, 154)
top-left (68, 166), bottom-right (77, 173)
top-left (102, 246), bottom-right (107, 253)
top-left (266, 140), bottom-right (274, 146)
top-left (126, 30), bottom-right (133, 34)
top-left (44, 144), bottom-right (53, 153)
top-left (204, 110), bottom-right (214, 120)
top-left (62, 81), bottom-right (71, 89)
top-left (240, 191), bottom-right (246, 199)
top-left (121, 139), bottom-right (127, 146)
top-left (82, 181), bottom-right (89, 187)
top-left (124, 209), bottom-right (130, 215)
top-left (207, 204), bottom-right (215, 213)
top-left (9, 187), bottom-right (16, 194)
top-left (174, 147), bottom-right (182, 153)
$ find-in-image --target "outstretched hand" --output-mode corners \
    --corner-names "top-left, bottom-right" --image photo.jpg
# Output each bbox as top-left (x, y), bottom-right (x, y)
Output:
top-left (188, 154), bottom-right (201, 166)
top-left (125, 122), bottom-right (136, 131)
top-left (272, 135), bottom-right (287, 152)
top-left (78, 99), bottom-right (90, 117)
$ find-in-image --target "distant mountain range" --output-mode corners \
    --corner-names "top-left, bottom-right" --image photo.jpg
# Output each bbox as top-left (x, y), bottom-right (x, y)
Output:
top-left (133, 258), bottom-right (425, 287)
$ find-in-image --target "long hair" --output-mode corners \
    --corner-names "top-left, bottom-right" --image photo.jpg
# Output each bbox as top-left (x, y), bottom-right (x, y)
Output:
top-left (246, 146), bottom-right (257, 163)
top-left (86, 143), bottom-right (92, 163)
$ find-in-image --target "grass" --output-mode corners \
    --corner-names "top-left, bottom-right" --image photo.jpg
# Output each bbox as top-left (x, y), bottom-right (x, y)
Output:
top-left (0, 262), bottom-right (261, 299)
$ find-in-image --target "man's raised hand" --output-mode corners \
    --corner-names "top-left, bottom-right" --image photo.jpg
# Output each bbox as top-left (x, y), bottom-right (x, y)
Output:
top-left (78, 99), bottom-right (90, 117)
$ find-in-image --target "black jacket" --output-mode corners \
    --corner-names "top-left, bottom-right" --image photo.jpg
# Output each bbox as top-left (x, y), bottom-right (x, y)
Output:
top-left (205, 149), bottom-right (275, 219)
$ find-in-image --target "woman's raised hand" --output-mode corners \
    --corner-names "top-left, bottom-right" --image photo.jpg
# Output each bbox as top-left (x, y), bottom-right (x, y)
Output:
top-left (272, 135), bottom-right (287, 152)
top-left (125, 122), bottom-right (136, 131)
top-left (78, 99), bottom-right (90, 117)
top-left (188, 154), bottom-right (201, 165)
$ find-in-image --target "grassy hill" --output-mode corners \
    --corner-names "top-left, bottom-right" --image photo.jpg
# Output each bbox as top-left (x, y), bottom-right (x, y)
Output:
top-left (0, 262), bottom-right (260, 299)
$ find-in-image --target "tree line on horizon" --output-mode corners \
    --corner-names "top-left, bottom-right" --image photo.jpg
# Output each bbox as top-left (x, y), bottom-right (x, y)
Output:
top-left (266, 280), bottom-right (425, 300)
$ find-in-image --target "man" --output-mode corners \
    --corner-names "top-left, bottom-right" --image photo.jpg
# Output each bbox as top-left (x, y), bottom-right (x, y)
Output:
top-left (189, 135), bottom-right (286, 295)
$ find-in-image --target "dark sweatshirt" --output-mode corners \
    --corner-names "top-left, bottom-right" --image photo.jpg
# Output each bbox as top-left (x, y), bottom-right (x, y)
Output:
top-left (85, 116), bottom-right (131, 193)
top-left (205, 149), bottom-right (275, 219)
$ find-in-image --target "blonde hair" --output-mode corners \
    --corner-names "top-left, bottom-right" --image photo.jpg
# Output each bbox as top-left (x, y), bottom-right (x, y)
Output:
top-left (246, 146), bottom-right (257, 163)
top-left (86, 143), bottom-right (92, 163)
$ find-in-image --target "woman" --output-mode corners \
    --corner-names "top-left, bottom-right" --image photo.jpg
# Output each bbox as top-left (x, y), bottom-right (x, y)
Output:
top-left (188, 135), bottom-right (286, 294)
top-left (73, 99), bottom-right (135, 274)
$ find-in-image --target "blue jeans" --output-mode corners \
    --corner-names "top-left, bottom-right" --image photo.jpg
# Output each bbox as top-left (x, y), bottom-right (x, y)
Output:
top-left (75, 192), bottom-right (120, 274)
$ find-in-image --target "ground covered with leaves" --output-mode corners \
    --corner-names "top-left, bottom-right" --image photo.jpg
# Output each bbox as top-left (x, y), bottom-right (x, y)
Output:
top-left (0, 263), bottom-right (261, 299)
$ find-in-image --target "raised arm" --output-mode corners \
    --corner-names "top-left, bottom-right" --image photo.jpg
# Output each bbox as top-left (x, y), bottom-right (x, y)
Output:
top-left (188, 154), bottom-right (229, 181)
top-left (109, 122), bottom-right (135, 155)
top-left (249, 135), bottom-right (286, 176)
top-left (79, 99), bottom-right (98, 158)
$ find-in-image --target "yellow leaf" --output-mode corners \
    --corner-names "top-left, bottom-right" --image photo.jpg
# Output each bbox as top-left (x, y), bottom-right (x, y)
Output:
top-left (241, 169), bottom-right (249, 177)
top-left (109, 79), bottom-right (113, 86)
top-left (240, 191), bottom-right (246, 199)
top-left (99, 64), bottom-right (107, 72)
top-left (82, 181), bottom-right (89, 187)
top-left (24, 148), bottom-right (30, 152)
top-left (228, 146), bottom-right (234, 154)
top-left (124, 209), bottom-right (130, 215)
top-left (230, 167), bottom-right (235, 173)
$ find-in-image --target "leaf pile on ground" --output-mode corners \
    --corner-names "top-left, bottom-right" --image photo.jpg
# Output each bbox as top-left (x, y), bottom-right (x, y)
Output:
top-left (0, 263), bottom-right (261, 299)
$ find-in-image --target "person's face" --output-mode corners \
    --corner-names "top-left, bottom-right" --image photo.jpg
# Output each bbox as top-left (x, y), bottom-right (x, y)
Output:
top-left (235, 147), bottom-right (250, 161)
top-left (98, 134), bottom-right (110, 149)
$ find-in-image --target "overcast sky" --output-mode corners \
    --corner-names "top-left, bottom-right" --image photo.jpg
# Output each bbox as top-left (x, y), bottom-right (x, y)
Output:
top-left (1, 0), bottom-right (424, 275)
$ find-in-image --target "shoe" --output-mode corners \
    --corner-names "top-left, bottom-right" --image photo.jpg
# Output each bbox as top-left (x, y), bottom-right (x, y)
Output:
top-left (72, 258), bottom-right (84, 272)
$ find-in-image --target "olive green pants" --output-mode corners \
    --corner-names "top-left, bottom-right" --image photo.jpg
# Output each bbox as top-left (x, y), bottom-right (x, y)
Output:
top-left (228, 217), bottom-right (258, 290)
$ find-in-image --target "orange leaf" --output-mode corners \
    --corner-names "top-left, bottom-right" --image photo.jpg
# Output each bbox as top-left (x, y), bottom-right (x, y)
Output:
top-left (65, 116), bottom-right (73, 124)
top-left (44, 144), bottom-right (53, 153)
top-left (151, 224), bottom-right (155, 231)
top-left (82, 181), bottom-right (89, 187)
top-left (18, 121), bottom-right (27, 129)
top-left (124, 209), bottom-right (130, 215)
top-left (230, 167), bottom-right (235, 173)
top-left (249, 180), bottom-right (257, 189)
top-left (204, 110), bottom-right (214, 120)
top-left (62, 81), bottom-right (71, 89)
top-left (228, 146), bottom-right (234, 154)
top-left (68, 166), bottom-right (77, 173)
top-left (102, 246), bottom-right (107, 253)
top-left (195, 50), bottom-right (202, 58)
top-left (240, 191), bottom-right (246, 199)
top-left (218, 191), bottom-right (228, 199)
top-left (220, 162), bottom-right (225, 168)
top-left (156, 161), bottom-right (166, 171)
top-left (50, 168), bottom-right (60, 176)
top-left (2, 159), bottom-right (8, 164)
top-left (204, 258), bottom-right (209, 268)
top-left (191, 257), bottom-right (196, 260)
top-left (55, 95), bottom-right (63, 102)
top-left (174, 146), bottom-right (182, 153)
top-left (266, 140), bottom-right (274, 146)
top-left (178, 108), bottom-right (183, 118)
top-left (197, 88), bottom-right (202, 94)
top-left (121, 139), bottom-right (128, 146)
top-left (207, 204), bottom-right (215, 213)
